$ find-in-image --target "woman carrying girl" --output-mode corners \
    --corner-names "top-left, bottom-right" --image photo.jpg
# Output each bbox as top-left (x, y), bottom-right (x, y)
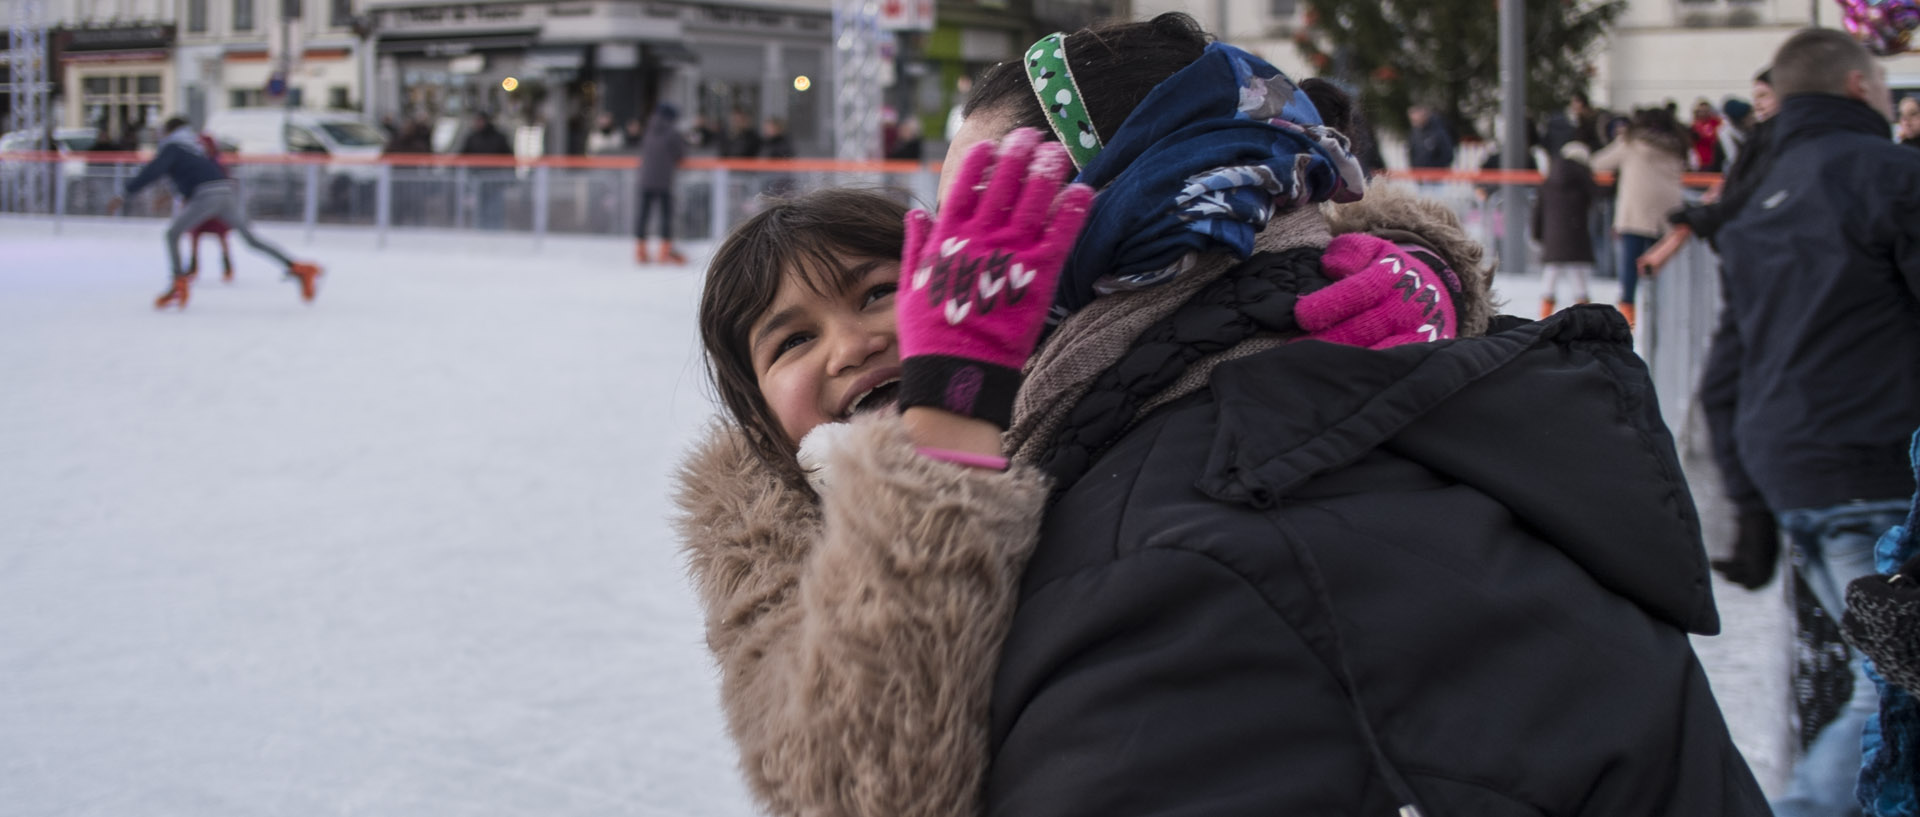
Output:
top-left (678, 14), bottom-right (1766, 816)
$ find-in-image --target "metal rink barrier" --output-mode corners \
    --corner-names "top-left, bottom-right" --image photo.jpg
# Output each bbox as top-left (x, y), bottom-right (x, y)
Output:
top-left (0, 152), bottom-right (943, 249)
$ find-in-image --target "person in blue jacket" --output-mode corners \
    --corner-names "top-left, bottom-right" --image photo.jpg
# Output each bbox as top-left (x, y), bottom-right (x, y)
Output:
top-left (108, 116), bottom-right (323, 309)
top-left (1708, 28), bottom-right (1920, 817)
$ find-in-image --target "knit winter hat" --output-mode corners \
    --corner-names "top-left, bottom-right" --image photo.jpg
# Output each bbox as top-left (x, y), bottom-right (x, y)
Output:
top-left (1722, 98), bottom-right (1753, 123)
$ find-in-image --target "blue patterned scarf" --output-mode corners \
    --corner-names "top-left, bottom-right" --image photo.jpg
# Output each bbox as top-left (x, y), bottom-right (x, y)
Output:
top-left (1052, 42), bottom-right (1365, 318)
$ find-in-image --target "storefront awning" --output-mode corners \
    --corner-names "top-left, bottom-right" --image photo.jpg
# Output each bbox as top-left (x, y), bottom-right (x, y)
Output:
top-left (377, 32), bottom-right (538, 55)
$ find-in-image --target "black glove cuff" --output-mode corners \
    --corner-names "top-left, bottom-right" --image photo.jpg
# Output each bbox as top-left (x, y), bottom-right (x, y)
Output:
top-left (900, 355), bottom-right (1022, 430)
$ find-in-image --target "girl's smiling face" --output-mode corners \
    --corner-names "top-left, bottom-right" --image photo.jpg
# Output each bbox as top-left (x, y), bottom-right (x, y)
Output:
top-left (750, 258), bottom-right (904, 444)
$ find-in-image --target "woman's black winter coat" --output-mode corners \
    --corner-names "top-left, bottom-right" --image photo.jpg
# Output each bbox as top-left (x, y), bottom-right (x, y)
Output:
top-left (983, 307), bottom-right (1770, 816)
top-left (1533, 156), bottom-right (1600, 264)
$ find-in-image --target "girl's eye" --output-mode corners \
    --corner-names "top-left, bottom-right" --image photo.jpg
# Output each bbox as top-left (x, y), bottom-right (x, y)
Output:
top-left (864, 284), bottom-right (897, 308)
top-left (772, 332), bottom-right (812, 360)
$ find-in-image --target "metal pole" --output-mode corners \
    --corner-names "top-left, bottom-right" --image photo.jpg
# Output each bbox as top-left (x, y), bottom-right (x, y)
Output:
top-left (8, 0), bottom-right (50, 214)
top-left (53, 160), bottom-right (66, 231)
top-left (1498, 0), bottom-right (1528, 278)
top-left (375, 162), bottom-right (391, 248)
top-left (710, 166), bottom-right (729, 241)
top-left (532, 164), bottom-right (549, 249)
top-left (1215, 0), bottom-right (1229, 42)
top-left (303, 162), bottom-right (320, 241)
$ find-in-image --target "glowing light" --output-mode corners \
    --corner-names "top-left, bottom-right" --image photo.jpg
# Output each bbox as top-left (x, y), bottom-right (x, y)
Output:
top-left (793, 75), bottom-right (811, 92)
top-left (501, 77), bottom-right (519, 92)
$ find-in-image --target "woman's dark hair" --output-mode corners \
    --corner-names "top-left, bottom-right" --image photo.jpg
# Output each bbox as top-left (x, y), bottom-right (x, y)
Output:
top-left (967, 13), bottom-right (1210, 143)
top-left (1628, 106), bottom-right (1689, 158)
top-left (967, 13), bottom-right (1364, 156)
top-left (698, 188), bottom-right (909, 490)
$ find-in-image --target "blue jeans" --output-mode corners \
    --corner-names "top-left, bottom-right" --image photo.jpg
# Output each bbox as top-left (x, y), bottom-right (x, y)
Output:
top-left (1617, 232), bottom-right (1655, 306)
top-left (1773, 499), bottom-right (1910, 817)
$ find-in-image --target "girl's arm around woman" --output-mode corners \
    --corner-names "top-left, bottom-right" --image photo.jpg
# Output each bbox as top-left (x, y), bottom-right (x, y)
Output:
top-left (676, 413), bottom-right (1047, 817)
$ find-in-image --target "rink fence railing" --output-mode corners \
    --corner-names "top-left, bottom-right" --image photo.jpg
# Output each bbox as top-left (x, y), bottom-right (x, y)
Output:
top-left (1, 151), bottom-right (1722, 439)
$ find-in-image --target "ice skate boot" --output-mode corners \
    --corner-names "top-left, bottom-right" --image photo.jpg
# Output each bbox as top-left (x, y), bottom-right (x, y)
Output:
top-left (1539, 297), bottom-right (1556, 319)
top-left (635, 240), bottom-right (652, 264)
top-left (1617, 302), bottom-right (1636, 329)
top-left (288, 262), bottom-right (323, 303)
top-left (154, 275), bottom-right (192, 310)
top-left (660, 240), bottom-right (687, 265)
top-left (222, 257), bottom-right (235, 283)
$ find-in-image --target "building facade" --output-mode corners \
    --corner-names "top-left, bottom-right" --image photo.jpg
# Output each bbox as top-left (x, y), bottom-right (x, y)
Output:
top-left (1597, 0), bottom-right (1920, 113)
top-left (363, 0), bottom-right (837, 156)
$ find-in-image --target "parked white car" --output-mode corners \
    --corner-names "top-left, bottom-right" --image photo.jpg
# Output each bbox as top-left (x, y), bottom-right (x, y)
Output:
top-left (0, 127), bottom-right (100, 183)
top-left (204, 109), bottom-right (386, 180)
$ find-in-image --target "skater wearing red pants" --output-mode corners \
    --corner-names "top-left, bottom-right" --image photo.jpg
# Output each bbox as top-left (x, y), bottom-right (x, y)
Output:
top-left (107, 116), bottom-right (322, 309)
top-left (185, 132), bottom-right (235, 282)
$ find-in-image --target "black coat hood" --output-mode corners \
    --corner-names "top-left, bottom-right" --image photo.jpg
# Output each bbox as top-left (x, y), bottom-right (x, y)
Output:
top-left (1197, 306), bottom-right (1719, 635)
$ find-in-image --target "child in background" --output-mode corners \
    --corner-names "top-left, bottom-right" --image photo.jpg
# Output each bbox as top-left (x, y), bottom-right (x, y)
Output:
top-left (1532, 140), bottom-right (1601, 317)
top-left (185, 132), bottom-right (235, 282)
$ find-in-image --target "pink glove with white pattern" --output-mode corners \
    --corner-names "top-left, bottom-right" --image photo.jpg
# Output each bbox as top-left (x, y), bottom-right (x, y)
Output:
top-left (1296, 233), bottom-right (1463, 349)
top-left (897, 128), bottom-right (1094, 428)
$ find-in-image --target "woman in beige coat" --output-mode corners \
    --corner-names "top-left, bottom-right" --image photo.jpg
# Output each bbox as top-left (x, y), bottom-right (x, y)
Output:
top-left (1590, 107), bottom-right (1690, 325)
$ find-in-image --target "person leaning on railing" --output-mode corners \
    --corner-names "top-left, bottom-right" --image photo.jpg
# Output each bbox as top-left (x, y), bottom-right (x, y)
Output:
top-left (1636, 67), bottom-right (1780, 277)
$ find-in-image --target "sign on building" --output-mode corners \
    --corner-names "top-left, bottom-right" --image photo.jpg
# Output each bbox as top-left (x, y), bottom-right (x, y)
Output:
top-left (876, 0), bottom-right (933, 32)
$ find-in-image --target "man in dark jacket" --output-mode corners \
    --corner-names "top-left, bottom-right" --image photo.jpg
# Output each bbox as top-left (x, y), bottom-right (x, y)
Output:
top-left (723, 109), bottom-right (761, 158)
top-left (1708, 28), bottom-right (1920, 817)
top-left (459, 111), bottom-right (514, 229)
top-left (107, 116), bottom-right (322, 308)
top-left (1405, 104), bottom-right (1455, 169)
top-left (634, 103), bottom-right (687, 265)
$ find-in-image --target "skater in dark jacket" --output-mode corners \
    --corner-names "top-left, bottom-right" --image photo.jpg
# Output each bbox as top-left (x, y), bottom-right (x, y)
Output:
top-left (678, 14), bottom-right (1768, 817)
top-left (633, 103), bottom-right (687, 265)
top-left (109, 116), bottom-right (322, 309)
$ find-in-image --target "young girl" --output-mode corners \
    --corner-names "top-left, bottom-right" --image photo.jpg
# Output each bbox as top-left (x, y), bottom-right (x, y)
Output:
top-left (680, 13), bottom-right (1766, 817)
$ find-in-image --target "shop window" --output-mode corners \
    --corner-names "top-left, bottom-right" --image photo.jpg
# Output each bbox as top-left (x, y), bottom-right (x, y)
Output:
top-left (329, 86), bottom-right (349, 110)
top-left (83, 77), bottom-right (111, 95)
top-left (330, 0), bottom-right (352, 28)
top-left (281, 0), bottom-right (303, 19)
top-left (1270, 0), bottom-right (1297, 17)
top-left (138, 76), bottom-right (162, 95)
top-left (231, 89), bottom-right (264, 108)
top-left (188, 0), bottom-right (208, 32)
top-left (234, 0), bottom-right (254, 31)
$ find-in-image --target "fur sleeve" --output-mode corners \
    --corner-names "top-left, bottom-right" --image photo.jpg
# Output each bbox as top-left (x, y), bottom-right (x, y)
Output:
top-left (675, 415), bottom-right (1049, 817)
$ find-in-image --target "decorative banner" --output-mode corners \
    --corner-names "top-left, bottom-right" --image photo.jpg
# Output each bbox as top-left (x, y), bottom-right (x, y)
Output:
top-left (1838, 0), bottom-right (1920, 55)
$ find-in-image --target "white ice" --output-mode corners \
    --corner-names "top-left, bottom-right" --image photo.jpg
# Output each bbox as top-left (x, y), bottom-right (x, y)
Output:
top-left (0, 216), bottom-right (1786, 816)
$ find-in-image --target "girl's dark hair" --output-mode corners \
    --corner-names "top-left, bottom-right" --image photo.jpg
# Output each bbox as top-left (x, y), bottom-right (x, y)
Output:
top-left (967, 13), bottom-right (1363, 155)
top-left (698, 188), bottom-right (909, 490)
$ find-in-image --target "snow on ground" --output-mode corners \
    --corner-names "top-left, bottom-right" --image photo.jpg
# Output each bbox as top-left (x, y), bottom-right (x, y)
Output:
top-left (1, 216), bottom-right (1784, 815)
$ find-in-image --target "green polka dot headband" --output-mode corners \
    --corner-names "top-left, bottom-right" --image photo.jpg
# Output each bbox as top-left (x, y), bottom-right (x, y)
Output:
top-left (1025, 32), bottom-right (1104, 171)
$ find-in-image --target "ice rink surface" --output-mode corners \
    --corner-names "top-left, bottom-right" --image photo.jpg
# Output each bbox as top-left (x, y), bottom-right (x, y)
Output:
top-left (2, 216), bottom-right (1788, 815)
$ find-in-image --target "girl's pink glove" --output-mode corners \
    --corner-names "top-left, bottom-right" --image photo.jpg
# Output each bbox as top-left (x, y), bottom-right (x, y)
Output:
top-left (1296, 233), bottom-right (1463, 349)
top-left (897, 128), bottom-right (1094, 428)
